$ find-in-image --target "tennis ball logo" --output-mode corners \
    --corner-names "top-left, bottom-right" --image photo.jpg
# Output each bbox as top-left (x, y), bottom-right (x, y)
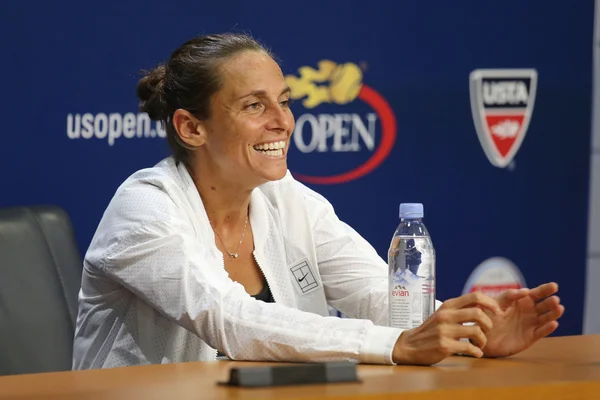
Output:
top-left (285, 60), bottom-right (363, 108)
top-left (329, 63), bottom-right (363, 104)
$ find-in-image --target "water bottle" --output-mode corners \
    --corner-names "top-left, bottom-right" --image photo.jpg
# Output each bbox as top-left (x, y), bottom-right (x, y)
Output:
top-left (388, 203), bottom-right (436, 329)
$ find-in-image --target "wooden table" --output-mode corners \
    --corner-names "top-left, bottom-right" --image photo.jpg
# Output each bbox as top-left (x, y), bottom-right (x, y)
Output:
top-left (1, 334), bottom-right (599, 399)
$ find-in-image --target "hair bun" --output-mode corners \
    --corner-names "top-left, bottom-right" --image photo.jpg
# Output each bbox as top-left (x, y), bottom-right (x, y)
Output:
top-left (137, 65), bottom-right (168, 120)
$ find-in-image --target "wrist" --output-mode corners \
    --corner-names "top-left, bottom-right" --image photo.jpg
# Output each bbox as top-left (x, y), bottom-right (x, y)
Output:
top-left (392, 330), bottom-right (414, 364)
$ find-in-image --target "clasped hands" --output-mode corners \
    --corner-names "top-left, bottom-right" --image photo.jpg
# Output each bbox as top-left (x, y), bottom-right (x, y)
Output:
top-left (392, 282), bottom-right (565, 365)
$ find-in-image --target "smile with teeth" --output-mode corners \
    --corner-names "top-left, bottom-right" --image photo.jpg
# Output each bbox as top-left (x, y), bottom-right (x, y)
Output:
top-left (253, 140), bottom-right (286, 157)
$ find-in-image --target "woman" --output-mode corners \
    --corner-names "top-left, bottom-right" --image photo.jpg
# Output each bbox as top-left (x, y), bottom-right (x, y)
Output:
top-left (72, 33), bottom-right (564, 369)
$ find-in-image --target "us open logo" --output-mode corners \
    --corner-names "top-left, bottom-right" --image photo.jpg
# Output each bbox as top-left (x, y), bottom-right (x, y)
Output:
top-left (469, 69), bottom-right (538, 168)
top-left (285, 60), bottom-right (397, 184)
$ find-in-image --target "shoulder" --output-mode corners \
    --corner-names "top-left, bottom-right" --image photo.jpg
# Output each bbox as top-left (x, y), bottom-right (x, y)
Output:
top-left (99, 157), bottom-right (195, 232)
top-left (116, 157), bottom-right (189, 199)
top-left (86, 157), bottom-right (199, 263)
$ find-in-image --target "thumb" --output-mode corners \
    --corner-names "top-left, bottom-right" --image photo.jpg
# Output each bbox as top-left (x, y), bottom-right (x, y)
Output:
top-left (496, 288), bottom-right (530, 309)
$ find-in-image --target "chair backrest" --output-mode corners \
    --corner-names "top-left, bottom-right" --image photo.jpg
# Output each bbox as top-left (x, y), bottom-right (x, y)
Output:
top-left (0, 206), bottom-right (82, 375)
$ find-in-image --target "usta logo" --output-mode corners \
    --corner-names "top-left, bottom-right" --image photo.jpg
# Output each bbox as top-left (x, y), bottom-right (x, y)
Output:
top-left (462, 257), bottom-right (527, 299)
top-left (469, 69), bottom-right (537, 169)
top-left (285, 60), bottom-right (397, 184)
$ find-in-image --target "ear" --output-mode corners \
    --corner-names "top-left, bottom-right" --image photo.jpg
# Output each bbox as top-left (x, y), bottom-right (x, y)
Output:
top-left (172, 109), bottom-right (207, 147)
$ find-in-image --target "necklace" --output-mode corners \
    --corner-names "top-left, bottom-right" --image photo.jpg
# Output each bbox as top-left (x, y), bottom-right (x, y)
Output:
top-left (209, 217), bottom-right (249, 259)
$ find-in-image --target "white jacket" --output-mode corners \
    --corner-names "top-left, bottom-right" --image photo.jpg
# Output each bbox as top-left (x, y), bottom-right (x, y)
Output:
top-left (72, 157), bottom-right (407, 369)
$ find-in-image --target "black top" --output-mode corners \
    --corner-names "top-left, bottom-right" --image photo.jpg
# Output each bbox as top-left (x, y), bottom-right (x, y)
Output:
top-left (216, 280), bottom-right (274, 358)
top-left (251, 280), bottom-right (275, 303)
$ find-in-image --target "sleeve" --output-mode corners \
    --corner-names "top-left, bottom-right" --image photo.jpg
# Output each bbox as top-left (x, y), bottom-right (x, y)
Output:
top-left (293, 179), bottom-right (442, 327)
top-left (90, 180), bottom-right (403, 365)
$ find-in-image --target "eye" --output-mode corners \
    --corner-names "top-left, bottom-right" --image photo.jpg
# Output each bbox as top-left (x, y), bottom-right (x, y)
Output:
top-left (245, 102), bottom-right (263, 111)
top-left (280, 98), bottom-right (293, 108)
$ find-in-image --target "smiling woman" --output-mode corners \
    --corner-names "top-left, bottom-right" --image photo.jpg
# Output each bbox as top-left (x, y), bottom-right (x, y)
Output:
top-left (71, 32), bottom-right (564, 371)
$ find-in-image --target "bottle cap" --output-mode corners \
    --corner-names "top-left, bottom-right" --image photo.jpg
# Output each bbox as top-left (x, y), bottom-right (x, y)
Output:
top-left (399, 203), bottom-right (424, 219)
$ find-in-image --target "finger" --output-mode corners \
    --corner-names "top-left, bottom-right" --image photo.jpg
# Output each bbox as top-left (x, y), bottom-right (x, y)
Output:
top-left (535, 296), bottom-right (560, 314)
top-left (451, 325), bottom-right (487, 349)
top-left (529, 282), bottom-right (559, 302)
top-left (538, 305), bottom-right (565, 325)
top-left (496, 288), bottom-right (530, 309)
top-left (454, 339), bottom-right (484, 358)
top-left (534, 321), bottom-right (559, 341)
top-left (441, 292), bottom-right (501, 315)
top-left (449, 308), bottom-right (493, 332)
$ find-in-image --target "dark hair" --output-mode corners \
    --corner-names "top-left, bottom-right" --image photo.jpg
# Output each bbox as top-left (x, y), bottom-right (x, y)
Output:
top-left (136, 33), bottom-right (273, 164)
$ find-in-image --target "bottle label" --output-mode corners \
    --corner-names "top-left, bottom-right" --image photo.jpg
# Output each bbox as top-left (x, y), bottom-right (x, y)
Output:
top-left (389, 235), bottom-right (435, 329)
top-left (390, 271), bottom-right (426, 329)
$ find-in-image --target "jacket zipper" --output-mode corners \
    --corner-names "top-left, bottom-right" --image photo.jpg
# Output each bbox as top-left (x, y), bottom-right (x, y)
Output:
top-left (214, 250), bottom-right (277, 361)
top-left (214, 253), bottom-right (226, 361)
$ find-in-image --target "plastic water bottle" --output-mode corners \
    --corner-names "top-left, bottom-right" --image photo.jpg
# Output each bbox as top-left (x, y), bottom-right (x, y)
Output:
top-left (388, 203), bottom-right (436, 329)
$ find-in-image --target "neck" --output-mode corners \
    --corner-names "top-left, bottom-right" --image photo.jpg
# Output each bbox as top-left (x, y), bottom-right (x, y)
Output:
top-left (186, 161), bottom-right (252, 232)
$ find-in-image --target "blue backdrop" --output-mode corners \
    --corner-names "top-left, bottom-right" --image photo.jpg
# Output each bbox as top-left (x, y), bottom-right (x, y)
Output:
top-left (0, 0), bottom-right (593, 336)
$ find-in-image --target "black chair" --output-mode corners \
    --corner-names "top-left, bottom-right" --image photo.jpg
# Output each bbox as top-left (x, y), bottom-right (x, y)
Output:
top-left (0, 206), bottom-right (82, 375)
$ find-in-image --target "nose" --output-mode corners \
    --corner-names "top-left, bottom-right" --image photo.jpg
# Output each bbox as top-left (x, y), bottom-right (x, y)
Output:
top-left (265, 104), bottom-right (291, 134)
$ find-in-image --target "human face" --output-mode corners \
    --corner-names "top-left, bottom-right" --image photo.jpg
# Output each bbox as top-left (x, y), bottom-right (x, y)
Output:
top-left (199, 51), bottom-right (294, 187)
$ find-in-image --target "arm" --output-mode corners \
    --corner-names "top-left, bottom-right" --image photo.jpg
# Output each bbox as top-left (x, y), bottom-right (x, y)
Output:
top-left (290, 178), bottom-right (521, 364)
top-left (91, 182), bottom-right (402, 364)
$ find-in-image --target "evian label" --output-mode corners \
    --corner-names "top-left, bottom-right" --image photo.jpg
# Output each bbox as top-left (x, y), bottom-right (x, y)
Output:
top-left (462, 257), bottom-right (527, 298)
top-left (469, 69), bottom-right (538, 168)
top-left (390, 275), bottom-right (419, 330)
top-left (389, 236), bottom-right (435, 330)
